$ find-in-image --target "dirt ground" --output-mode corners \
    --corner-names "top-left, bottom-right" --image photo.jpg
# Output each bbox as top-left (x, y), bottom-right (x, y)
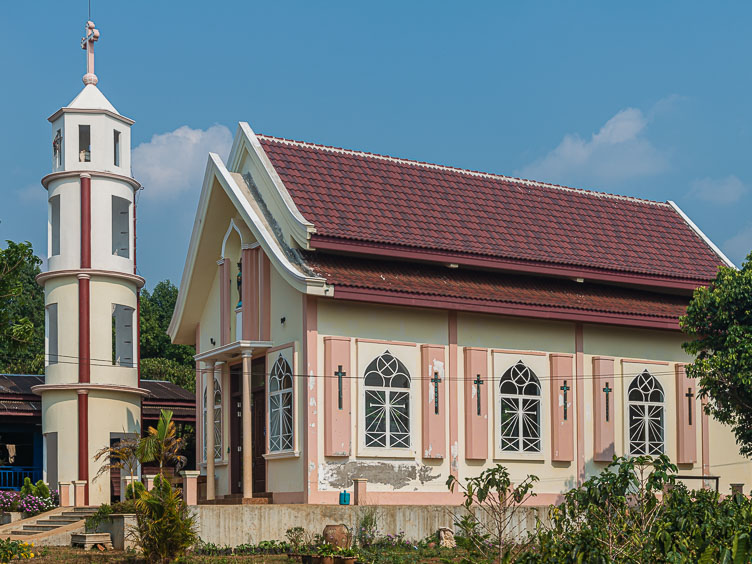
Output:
top-left (31, 547), bottom-right (289, 563)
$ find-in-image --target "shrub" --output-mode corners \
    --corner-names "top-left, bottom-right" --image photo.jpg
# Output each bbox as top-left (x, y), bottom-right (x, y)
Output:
top-left (134, 474), bottom-right (197, 562)
top-left (126, 480), bottom-right (145, 500)
top-left (0, 539), bottom-right (34, 562)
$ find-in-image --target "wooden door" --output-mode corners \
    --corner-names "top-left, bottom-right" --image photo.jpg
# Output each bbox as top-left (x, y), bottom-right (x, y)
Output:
top-left (252, 388), bottom-right (266, 493)
top-left (229, 364), bottom-right (243, 495)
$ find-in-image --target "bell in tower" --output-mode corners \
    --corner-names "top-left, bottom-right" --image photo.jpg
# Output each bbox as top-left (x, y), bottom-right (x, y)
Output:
top-left (33, 20), bottom-right (147, 506)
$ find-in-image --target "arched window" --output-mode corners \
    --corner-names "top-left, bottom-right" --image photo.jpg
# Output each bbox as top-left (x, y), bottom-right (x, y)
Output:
top-left (269, 355), bottom-right (294, 452)
top-left (202, 376), bottom-right (222, 461)
top-left (499, 361), bottom-right (541, 453)
top-left (364, 351), bottom-right (411, 448)
top-left (628, 370), bottom-right (664, 455)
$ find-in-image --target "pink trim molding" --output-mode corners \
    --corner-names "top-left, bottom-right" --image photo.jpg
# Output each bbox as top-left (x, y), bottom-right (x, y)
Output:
top-left (241, 247), bottom-right (257, 340)
top-left (620, 358), bottom-right (670, 366)
top-left (675, 364), bottom-right (697, 464)
top-left (592, 357), bottom-right (615, 462)
top-left (550, 354), bottom-right (574, 462)
top-left (420, 344), bottom-right (446, 459)
top-left (701, 396), bottom-right (710, 485)
top-left (574, 325), bottom-right (585, 484)
top-left (448, 312), bottom-right (459, 478)
top-left (324, 336), bottom-right (351, 457)
top-left (302, 295), bottom-right (319, 503)
top-left (219, 259), bottom-right (231, 345)
top-left (261, 253), bottom-right (271, 341)
top-left (464, 347), bottom-right (488, 460)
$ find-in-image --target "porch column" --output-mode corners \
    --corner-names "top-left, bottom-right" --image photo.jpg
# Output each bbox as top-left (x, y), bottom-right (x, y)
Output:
top-left (205, 360), bottom-right (216, 501)
top-left (242, 350), bottom-right (254, 499)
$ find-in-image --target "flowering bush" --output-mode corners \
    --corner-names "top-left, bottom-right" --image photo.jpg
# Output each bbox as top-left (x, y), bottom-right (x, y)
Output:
top-left (0, 491), bottom-right (20, 512)
top-left (18, 494), bottom-right (56, 517)
top-left (0, 539), bottom-right (34, 562)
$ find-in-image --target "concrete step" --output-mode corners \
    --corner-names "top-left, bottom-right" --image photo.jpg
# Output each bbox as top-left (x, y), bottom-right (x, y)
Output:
top-left (17, 524), bottom-right (59, 532)
top-left (60, 511), bottom-right (95, 519)
top-left (38, 518), bottom-right (80, 525)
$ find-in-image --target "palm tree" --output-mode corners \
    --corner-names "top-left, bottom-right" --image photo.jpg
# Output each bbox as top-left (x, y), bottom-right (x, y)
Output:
top-left (137, 409), bottom-right (187, 476)
top-left (93, 436), bottom-right (140, 491)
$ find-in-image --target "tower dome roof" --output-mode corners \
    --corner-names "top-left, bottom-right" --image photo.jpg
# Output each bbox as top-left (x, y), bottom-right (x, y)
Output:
top-left (67, 84), bottom-right (119, 114)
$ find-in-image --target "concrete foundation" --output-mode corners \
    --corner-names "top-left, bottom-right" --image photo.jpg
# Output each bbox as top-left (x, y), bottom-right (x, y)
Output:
top-left (192, 504), bottom-right (549, 546)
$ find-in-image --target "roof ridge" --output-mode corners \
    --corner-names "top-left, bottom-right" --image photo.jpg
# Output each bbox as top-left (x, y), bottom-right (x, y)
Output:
top-left (257, 134), bottom-right (671, 208)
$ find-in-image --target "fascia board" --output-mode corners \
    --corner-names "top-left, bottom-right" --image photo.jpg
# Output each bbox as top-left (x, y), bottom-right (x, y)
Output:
top-left (211, 154), bottom-right (327, 291)
top-left (169, 153), bottom-right (329, 344)
top-left (235, 122), bottom-right (315, 249)
top-left (668, 200), bottom-right (736, 269)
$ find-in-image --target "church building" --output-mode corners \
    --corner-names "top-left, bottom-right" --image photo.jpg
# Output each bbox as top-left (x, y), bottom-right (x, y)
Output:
top-left (168, 123), bottom-right (750, 505)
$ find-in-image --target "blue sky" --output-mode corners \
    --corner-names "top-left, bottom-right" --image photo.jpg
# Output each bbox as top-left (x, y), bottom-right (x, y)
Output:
top-left (2, 1), bottom-right (751, 288)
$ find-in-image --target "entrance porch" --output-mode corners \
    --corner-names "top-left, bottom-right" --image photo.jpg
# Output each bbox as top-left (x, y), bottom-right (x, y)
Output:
top-left (195, 340), bottom-right (273, 504)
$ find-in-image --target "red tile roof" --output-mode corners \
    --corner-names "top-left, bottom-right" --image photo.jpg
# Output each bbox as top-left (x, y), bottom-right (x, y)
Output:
top-left (305, 253), bottom-right (689, 327)
top-left (258, 135), bottom-right (724, 282)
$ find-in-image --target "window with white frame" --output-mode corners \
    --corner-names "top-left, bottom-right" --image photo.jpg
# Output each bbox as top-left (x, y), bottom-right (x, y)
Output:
top-left (628, 370), bottom-right (665, 455)
top-left (269, 355), bottom-right (294, 452)
top-left (499, 361), bottom-right (541, 453)
top-left (203, 377), bottom-right (222, 461)
top-left (111, 196), bottom-right (130, 258)
top-left (364, 351), bottom-right (411, 448)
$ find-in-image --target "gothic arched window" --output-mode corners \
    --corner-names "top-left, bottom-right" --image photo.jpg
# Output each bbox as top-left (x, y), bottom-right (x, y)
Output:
top-left (628, 370), bottom-right (665, 455)
top-left (269, 355), bottom-right (294, 452)
top-left (202, 376), bottom-right (222, 461)
top-left (364, 351), bottom-right (411, 448)
top-left (499, 361), bottom-right (541, 453)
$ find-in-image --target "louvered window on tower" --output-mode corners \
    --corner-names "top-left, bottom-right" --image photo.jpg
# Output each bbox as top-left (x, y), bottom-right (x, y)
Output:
top-left (111, 196), bottom-right (130, 258)
top-left (49, 195), bottom-right (60, 257)
top-left (113, 130), bottom-right (121, 167)
top-left (46, 303), bottom-right (58, 366)
top-left (112, 304), bottom-right (134, 367)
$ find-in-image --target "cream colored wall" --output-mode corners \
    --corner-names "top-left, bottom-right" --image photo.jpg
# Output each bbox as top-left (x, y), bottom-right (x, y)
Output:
top-left (89, 277), bottom-right (138, 387)
top-left (46, 177), bottom-right (80, 269)
top-left (458, 313), bottom-right (575, 354)
top-left (44, 277), bottom-right (78, 384)
top-left (582, 325), bottom-right (692, 363)
top-left (312, 302), bottom-right (751, 497)
top-left (56, 111), bottom-right (132, 176)
top-left (198, 271), bottom-right (220, 355)
top-left (89, 177), bottom-right (135, 274)
top-left (41, 389), bottom-right (140, 506)
top-left (317, 301), bottom-right (450, 494)
top-left (87, 391), bottom-right (141, 505)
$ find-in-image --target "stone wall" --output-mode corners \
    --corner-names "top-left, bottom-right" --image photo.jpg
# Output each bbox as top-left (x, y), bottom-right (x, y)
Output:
top-left (192, 504), bottom-right (549, 546)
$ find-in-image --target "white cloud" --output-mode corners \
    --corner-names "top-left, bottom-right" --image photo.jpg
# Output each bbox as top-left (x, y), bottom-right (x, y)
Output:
top-left (689, 175), bottom-right (748, 205)
top-left (517, 107), bottom-right (668, 186)
top-left (132, 125), bottom-right (233, 200)
top-left (723, 224), bottom-right (752, 267)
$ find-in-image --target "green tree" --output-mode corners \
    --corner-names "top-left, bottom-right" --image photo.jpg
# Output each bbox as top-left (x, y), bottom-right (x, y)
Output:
top-left (140, 280), bottom-right (194, 367)
top-left (0, 241), bottom-right (44, 374)
top-left (140, 357), bottom-right (195, 392)
top-left (681, 251), bottom-right (752, 457)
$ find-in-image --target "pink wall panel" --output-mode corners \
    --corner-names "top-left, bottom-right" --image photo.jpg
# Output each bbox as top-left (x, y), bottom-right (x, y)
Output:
top-left (550, 354), bottom-right (574, 462)
top-left (324, 337), bottom-right (351, 457)
top-left (592, 357), bottom-right (615, 462)
top-left (241, 247), bottom-right (259, 340)
top-left (219, 259), bottom-right (231, 345)
top-left (420, 345), bottom-right (446, 459)
top-left (260, 253), bottom-right (271, 341)
top-left (464, 347), bottom-right (488, 460)
top-left (675, 363), bottom-right (697, 464)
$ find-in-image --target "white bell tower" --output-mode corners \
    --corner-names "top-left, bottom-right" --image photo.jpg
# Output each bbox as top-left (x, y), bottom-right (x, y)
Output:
top-left (34, 21), bottom-right (146, 506)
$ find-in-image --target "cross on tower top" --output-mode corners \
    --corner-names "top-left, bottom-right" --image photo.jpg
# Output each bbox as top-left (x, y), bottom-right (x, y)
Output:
top-left (81, 20), bottom-right (100, 85)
